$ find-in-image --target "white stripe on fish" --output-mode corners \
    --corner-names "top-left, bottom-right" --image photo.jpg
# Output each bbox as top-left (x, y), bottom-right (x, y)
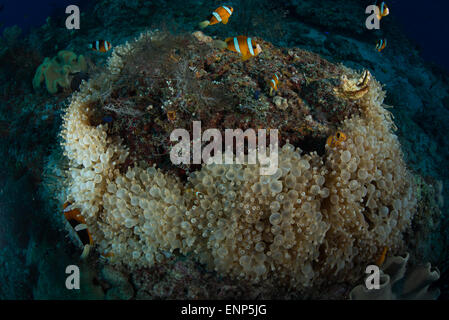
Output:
top-left (212, 11), bottom-right (222, 22)
top-left (247, 37), bottom-right (254, 56)
top-left (75, 224), bottom-right (88, 232)
top-left (222, 6), bottom-right (232, 15)
top-left (234, 37), bottom-right (241, 53)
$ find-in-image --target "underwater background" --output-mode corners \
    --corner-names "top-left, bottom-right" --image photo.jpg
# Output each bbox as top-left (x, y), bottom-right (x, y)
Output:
top-left (0, 0), bottom-right (448, 299)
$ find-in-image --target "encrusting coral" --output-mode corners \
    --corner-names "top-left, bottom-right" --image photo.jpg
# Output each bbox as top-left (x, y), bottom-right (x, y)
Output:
top-left (33, 50), bottom-right (87, 94)
top-left (60, 31), bottom-right (420, 292)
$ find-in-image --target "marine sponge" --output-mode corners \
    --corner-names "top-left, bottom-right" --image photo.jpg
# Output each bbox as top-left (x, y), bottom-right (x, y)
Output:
top-left (60, 31), bottom-right (419, 292)
top-left (349, 253), bottom-right (440, 300)
top-left (33, 50), bottom-right (87, 94)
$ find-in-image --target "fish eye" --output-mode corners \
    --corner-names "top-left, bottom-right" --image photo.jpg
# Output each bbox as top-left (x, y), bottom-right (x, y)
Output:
top-left (336, 132), bottom-right (341, 138)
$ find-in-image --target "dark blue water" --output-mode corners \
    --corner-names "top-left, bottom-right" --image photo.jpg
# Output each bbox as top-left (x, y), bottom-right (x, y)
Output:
top-left (1, 0), bottom-right (448, 73)
top-left (389, 0), bottom-right (449, 73)
top-left (0, 0), bottom-right (90, 32)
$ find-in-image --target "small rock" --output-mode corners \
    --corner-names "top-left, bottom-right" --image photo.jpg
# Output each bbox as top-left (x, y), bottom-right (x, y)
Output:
top-left (273, 96), bottom-right (288, 110)
top-left (192, 31), bottom-right (213, 43)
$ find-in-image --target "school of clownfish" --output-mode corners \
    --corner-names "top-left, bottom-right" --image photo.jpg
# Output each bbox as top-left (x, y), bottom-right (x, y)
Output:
top-left (67, 4), bottom-right (390, 262)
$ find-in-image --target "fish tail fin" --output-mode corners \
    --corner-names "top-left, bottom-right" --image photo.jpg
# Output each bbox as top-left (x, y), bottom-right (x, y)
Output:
top-left (198, 20), bottom-right (210, 29)
top-left (213, 40), bottom-right (228, 49)
top-left (80, 244), bottom-right (91, 260)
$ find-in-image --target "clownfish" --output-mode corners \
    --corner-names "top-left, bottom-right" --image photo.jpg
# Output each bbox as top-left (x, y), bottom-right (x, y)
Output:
top-left (63, 202), bottom-right (93, 259)
top-left (214, 36), bottom-right (262, 61)
top-left (375, 1), bottom-right (390, 21)
top-left (88, 40), bottom-right (112, 53)
top-left (357, 70), bottom-right (371, 88)
top-left (199, 6), bottom-right (234, 29)
top-left (376, 246), bottom-right (389, 266)
top-left (326, 131), bottom-right (347, 148)
top-left (376, 38), bottom-right (387, 52)
top-left (269, 72), bottom-right (281, 96)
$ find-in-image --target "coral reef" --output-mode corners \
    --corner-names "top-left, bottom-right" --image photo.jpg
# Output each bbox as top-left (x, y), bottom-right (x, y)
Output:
top-left (0, 0), bottom-right (447, 300)
top-left (349, 253), bottom-right (440, 300)
top-left (60, 31), bottom-right (419, 294)
top-left (33, 50), bottom-right (87, 94)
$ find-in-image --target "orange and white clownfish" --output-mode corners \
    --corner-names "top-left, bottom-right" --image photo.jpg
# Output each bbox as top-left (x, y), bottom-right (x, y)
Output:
top-left (375, 1), bottom-right (390, 21)
top-left (214, 36), bottom-right (262, 61)
top-left (199, 6), bottom-right (234, 29)
top-left (326, 131), bottom-right (347, 148)
top-left (88, 40), bottom-right (112, 53)
top-left (63, 202), bottom-right (93, 259)
top-left (376, 38), bottom-right (387, 52)
top-left (269, 72), bottom-right (281, 96)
